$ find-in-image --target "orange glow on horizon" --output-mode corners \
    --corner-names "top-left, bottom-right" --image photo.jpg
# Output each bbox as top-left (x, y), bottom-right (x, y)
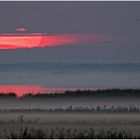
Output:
top-left (0, 85), bottom-right (96, 97)
top-left (0, 85), bottom-right (66, 97)
top-left (0, 33), bottom-right (114, 50)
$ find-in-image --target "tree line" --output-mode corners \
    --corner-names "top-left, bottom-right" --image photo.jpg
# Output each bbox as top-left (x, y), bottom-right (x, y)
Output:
top-left (0, 88), bottom-right (140, 98)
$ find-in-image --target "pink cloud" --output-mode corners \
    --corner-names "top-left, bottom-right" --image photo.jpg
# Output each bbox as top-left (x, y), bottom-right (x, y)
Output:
top-left (0, 33), bottom-right (114, 50)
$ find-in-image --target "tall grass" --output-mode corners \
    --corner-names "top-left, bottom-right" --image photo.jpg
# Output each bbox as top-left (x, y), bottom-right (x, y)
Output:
top-left (0, 105), bottom-right (140, 113)
top-left (0, 127), bottom-right (136, 139)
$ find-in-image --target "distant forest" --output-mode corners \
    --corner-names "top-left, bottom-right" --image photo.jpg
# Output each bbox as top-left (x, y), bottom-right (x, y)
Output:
top-left (0, 89), bottom-right (140, 99)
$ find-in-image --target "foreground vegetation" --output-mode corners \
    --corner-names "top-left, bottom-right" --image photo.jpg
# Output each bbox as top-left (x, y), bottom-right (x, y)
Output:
top-left (0, 88), bottom-right (140, 138)
top-left (0, 105), bottom-right (140, 113)
top-left (0, 127), bottom-right (137, 139)
top-left (0, 111), bottom-right (140, 138)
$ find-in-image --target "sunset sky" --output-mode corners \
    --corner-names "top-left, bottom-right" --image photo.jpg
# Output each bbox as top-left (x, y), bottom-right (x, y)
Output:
top-left (0, 1), bottom-right (139, 63)
top-left (0, 1), bottom-right (140, 95)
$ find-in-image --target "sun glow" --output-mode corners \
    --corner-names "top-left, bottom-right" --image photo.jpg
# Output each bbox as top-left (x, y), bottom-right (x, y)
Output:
top-left (16, 27), bottom-right (27, 32)
top-left (0, 33), bottom-right (114, 50)
top-left (0, 85), bottom-right (92, 97)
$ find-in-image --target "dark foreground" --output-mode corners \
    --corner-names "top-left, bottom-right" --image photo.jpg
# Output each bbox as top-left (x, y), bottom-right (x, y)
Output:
top-left (0, 111), bottom-right (140, 138)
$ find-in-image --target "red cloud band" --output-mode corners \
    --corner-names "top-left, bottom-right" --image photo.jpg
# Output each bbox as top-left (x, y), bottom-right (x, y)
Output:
top-left (0, 33), bottom-right (114, 50)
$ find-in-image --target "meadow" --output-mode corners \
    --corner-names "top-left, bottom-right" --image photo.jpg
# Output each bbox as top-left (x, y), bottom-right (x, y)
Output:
top-left (0, 111), bottom-right (140, 138)
top-left (0, 89), bottom-right (140, 138)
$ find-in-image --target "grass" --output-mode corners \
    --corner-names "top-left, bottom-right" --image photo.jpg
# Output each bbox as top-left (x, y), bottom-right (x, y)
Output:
top-left (0, 112), bottom-right (140, 138)
top-left (1, 88), bottom-right (140, 138)
top-left (0, 105), bottom-right (140, 113)
top-left (0, 127), bottom-right (137, 139)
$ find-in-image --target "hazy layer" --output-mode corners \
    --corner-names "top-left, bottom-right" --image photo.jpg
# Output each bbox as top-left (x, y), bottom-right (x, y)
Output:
top-left (0, 97), bottom-right (139, 109)
top-left (0, 63), bottom-right (140, 88)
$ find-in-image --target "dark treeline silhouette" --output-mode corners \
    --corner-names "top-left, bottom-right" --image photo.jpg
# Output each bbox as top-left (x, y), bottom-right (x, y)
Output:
top-left (1, 88), bottom-right (140, 99)
top-left (22, 89), bottom-right (140, 98)
top-left (0, 92), bottom-right (16, 98)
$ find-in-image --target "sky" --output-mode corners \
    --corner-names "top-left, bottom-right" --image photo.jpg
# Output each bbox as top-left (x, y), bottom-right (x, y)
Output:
top-left (0, 1), bottom-right (140, 63)
top-left (0, 1), bottom-right (140, 92)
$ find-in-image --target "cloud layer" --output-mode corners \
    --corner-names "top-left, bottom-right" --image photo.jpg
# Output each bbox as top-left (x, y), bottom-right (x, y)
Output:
top-left (0, 33), bottom-right (114, 50)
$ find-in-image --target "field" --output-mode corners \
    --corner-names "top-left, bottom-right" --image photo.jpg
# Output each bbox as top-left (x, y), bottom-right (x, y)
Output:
top-left (0, 111), bottom-right (140, 138)
top-left (1, 90), bottom-right (140, 138)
